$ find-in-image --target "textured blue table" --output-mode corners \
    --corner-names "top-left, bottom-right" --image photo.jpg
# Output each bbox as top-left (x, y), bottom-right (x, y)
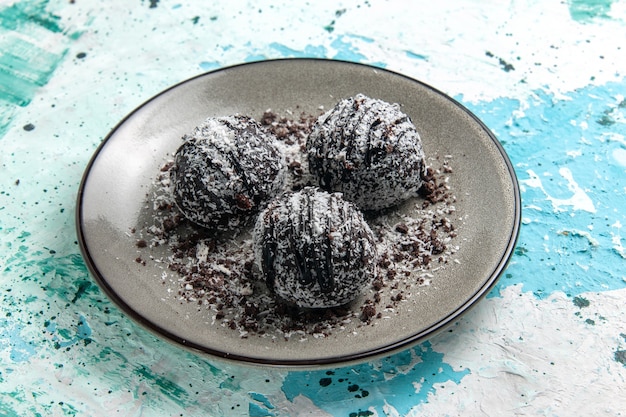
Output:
top-left (1, 1), bottom-right (625, 416)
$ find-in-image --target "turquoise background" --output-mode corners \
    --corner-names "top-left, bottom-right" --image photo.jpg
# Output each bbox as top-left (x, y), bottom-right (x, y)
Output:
top-left (1, 0), bottom-right (625, 416)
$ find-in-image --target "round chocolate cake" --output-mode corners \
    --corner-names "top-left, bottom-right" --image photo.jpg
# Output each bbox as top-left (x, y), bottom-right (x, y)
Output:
top-left (307, 94), bottom-right (426, 211)
top-left (253, 187), bottom-right (378, 308)
top-left (171, 115), bottom-right (285, 233)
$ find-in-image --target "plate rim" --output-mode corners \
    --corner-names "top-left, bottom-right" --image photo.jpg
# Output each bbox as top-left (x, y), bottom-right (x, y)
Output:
top-left (76, 58), bottom-right (521, 368)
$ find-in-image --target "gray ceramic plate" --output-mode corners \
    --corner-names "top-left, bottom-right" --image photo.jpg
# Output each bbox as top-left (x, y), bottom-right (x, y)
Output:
top-left (77, 59), bottom-right (520, 368)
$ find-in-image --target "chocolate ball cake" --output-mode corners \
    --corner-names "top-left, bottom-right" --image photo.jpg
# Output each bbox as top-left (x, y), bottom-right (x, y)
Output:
top-left (307, 94), bottom-right (426, 211)
top-left (171, 115), bottom-right (285, 233)
top-left (253, 187), bottom-right (378, 309)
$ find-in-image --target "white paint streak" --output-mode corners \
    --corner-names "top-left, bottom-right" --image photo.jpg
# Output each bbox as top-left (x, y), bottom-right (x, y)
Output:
top-left (559, 229), bottom-right (600, 247)
top-left (408, 285), bottom-right (626, 416)
top-left (602, 132), bottom-right (626, 146)
top-left (52, 0), bottom-right (626, 105)
top-left (522, 169), bottom-right (596, 213)
top-left (613, 148), bottom-right (626, 167)
top-left (611, 220), bottom-right (625, 259)
top-left (382, 402), bottom-right (401, 417)
top-left (555, 168), bottom-right (596, 213)
top-left (274, 394), bottom-right (334, 417)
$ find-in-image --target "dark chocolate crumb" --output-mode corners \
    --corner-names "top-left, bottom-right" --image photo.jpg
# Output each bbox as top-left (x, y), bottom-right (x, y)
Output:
top-left (395, 223), bottom-right (409, 234)
top-left (360, 304), bottom-right (376, 322)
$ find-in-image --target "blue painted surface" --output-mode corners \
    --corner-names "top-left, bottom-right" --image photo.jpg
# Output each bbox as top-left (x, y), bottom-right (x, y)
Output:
top-left (269, 42), bottom-right (327, 58)
top-left (330, 36), bottom-right (369, 63)
top-left (249, 401), bottom-right (276, 417)
top-left (568, 0), bottom-right (618, 22)
top-left (248, 392), bottom-right (274, 410)
top-left (405, 50), bottom-right (428, 61)
top-left (282, 342), bottom-right (470, 416)
top-left (199, 60), bottom-right (221, 71)
top-left (464, 82), bottom-right (626, 298)
top-left (0, 319), bottom-right (37, 362)
top-left (0, 0), bottom-right (73, 137)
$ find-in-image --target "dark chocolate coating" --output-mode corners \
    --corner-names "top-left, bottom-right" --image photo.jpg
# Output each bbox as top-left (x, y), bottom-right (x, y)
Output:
top-left (171, 115), bottom-right (285, 233)
top-left (307, 94), bottom-right (426, 211)
top-left (253, 187), bottom-right (377, 308)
